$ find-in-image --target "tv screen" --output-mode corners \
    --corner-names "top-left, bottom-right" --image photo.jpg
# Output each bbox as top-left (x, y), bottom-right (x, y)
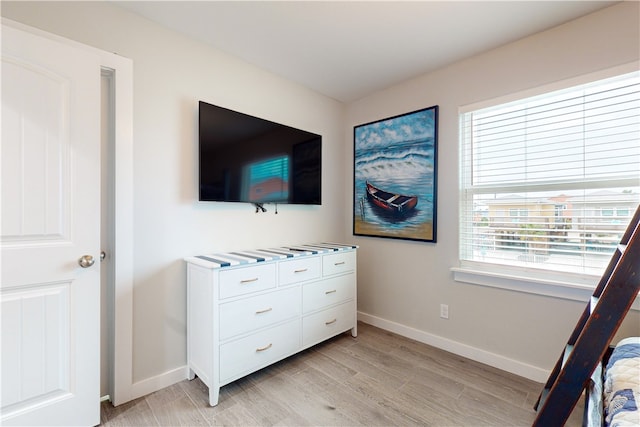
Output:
top-left (198, 101), bottom-right (322, 205)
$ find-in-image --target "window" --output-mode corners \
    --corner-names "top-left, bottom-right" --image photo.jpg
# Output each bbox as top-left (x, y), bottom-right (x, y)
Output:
top-left (509, 208), bottom-right (528, 223)
top-left (459, 71), bottom-right (640, 278)
top-left (617, 207), bottom-right (630, 217)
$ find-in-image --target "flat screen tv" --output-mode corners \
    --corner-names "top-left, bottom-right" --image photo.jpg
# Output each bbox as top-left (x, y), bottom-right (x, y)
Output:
top-left (198, 101), bottom-right (322, 205)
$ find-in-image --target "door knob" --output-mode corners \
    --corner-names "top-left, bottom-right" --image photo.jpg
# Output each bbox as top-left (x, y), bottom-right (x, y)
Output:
top-left (78, 255), bottom-right (95, 268)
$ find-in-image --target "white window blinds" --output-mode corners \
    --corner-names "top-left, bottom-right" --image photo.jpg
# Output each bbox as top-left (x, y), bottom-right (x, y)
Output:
top-left (460, 71), bottom-right (640, 277)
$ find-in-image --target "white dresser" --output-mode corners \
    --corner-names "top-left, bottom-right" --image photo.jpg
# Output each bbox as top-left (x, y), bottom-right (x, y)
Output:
top-left (184, 243), bottom-right (357, 406)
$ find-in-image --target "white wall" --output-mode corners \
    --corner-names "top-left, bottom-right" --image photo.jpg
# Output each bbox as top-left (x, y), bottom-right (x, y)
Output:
top-left (346, 1), bottom-right (640, 380)
top-left (1, 1), bottom-right (346, 384)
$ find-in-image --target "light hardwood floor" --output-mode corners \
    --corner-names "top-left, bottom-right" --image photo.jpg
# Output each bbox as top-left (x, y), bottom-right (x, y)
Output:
top-left (100, 322), bottom-right (583, 426)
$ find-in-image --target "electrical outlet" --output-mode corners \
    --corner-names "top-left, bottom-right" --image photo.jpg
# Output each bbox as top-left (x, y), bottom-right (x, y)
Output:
top-left (440, 304), bottom-right (449, 319)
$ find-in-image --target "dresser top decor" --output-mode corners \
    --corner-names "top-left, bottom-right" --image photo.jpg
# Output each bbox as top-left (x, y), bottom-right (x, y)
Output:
top-left (185, 242), bottom-right (358, 269)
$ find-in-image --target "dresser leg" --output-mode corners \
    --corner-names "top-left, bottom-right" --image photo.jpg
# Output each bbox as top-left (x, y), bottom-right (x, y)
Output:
top-left (351, 324), bottom-right (358, 337)
top-left (187, 368), bottom-right (195, 381)
top-left (209, 386), bottom-right (220, 406)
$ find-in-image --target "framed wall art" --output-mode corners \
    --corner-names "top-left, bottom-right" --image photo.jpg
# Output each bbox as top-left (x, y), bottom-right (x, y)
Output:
top-left (353, 105), bottom-right (438, 242)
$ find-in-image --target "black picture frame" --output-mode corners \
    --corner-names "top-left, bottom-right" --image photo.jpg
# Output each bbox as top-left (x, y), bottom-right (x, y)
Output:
top-left (353, 105), bottom-right (438, 242)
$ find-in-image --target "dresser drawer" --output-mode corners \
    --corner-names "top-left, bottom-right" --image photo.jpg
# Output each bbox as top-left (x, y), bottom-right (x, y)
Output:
top-left (219, 286), bottom-right (301, 340)
top-left (302, 300), bottom-right (355, 348)
top-left (219, 320), bottom-right (300, 383)
top-left (322, 251), bottom-right (356, 276)
top-left (219, 263), bottom-right (276, 299)
top-left (278, 256), bottom-right (321, 286)
top-left (302, 273), bottom-right (355, 314)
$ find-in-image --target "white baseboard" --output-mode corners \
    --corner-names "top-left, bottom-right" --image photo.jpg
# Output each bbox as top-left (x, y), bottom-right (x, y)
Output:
top-left (130, 365), bottom-right (189, 401)
top-left (357, 311), bottom-right (549, 383)
top-left (125, 314), bottom-right (549, 402)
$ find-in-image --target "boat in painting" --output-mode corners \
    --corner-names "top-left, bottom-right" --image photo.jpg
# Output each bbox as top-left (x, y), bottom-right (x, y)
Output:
top-left (365, 181), bottom-right (418, 215)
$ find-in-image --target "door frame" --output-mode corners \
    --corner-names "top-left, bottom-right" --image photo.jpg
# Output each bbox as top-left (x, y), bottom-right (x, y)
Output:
top-left (100, 54), bottom-right (133, 406)
top-left (2, 18), bottom-right (135, 407)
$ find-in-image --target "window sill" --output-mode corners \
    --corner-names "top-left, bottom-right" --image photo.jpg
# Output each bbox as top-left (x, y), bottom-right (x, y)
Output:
top-left (451, 265), bottom-right (640, 311)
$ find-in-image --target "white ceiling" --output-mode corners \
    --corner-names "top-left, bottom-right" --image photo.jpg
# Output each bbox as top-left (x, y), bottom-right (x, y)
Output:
top-left (114, 1), bottom-right (618, 102)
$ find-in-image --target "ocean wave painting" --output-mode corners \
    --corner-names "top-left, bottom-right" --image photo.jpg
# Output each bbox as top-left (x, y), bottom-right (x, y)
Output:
top-left (353, 106), bottom-right (438, 242)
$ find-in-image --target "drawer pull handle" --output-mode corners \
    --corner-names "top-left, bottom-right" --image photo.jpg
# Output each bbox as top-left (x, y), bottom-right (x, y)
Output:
top-left (294, 268), bottom-right (308, 273)
top-left (325, 318), bottom-right (337, 325)
top-left (256, 343), bottom-right (273, 352)
top-left (255, 307), bottom-right (273, 314)
top-left (325, 289), bottom-right (337, 294)
top-left (334, 261), bottom-right (346, 266)
top-left (240, 278), bottom-right (259, 284)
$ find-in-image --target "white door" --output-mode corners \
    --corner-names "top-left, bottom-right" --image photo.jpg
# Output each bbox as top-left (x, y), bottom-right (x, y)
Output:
top-left (1, 23), bottom-right (101, 426)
